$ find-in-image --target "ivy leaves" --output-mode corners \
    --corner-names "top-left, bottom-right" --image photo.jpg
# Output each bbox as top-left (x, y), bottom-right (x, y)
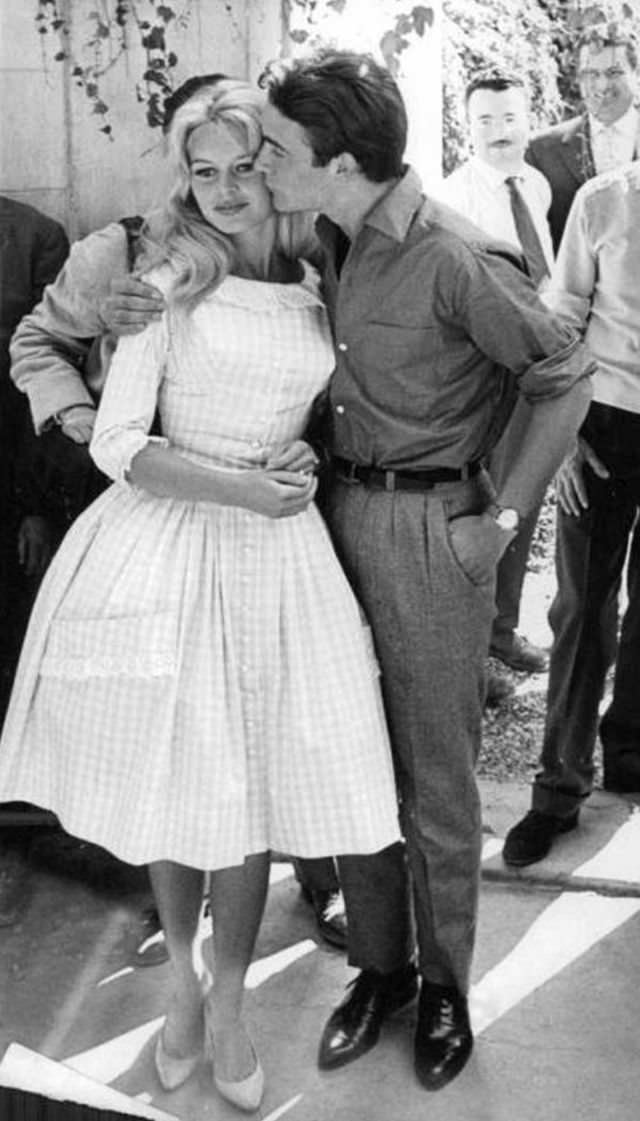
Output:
top-left (35, 0), bottom-right (180, 139)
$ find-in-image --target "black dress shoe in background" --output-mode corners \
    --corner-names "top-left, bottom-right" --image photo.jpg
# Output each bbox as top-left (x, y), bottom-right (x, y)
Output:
top-left (133, 905), bottom-right (169, 967)
top-left (414, 981), bottom-right (473, 1091)
top-left (489, 633), bottom-right (549, 674)
top-left (301, 885), bottom-right (348, 949)
top-left (318, 961), bottom-right (418, 1070)
top-left (483, 669), bottom-right (515, 709)
top-left (502, 808), bottom-right (579, 867)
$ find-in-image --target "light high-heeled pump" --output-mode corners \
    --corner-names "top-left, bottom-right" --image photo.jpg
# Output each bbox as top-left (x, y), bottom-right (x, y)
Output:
top-left (154, 1029), bottom-right (202, 1092)
top-left (213, 1046), bottom-right (264, 1113)
top-left (206, 1007), bottom-right (264, 1112)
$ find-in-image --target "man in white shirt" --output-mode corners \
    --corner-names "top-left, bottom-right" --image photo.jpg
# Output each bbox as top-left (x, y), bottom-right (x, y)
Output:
top-left (527, 20), bottom-right (639, 250)
top-left (446, 72), bottom-right (554, 279)
top-left (503, 160), bottom-right (640, 867)
top-left (444, 71), bottom-right (553, 677)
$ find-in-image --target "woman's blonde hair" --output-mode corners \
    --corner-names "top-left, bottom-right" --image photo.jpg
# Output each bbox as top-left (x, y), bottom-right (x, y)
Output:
top-left (139, 78), bottom-right (317, 306)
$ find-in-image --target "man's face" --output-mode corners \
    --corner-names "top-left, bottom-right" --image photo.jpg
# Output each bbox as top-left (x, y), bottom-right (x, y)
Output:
top-left (578, 44), bottom-right (637, 125)
top-left (256, 103), bottom-right (333, 212)
top-left (467, 86), bottom-right (530, 172)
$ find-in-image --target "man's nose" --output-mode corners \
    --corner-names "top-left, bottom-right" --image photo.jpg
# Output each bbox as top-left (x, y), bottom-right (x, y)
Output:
top-left (255, 146), bottom-right (270, 173)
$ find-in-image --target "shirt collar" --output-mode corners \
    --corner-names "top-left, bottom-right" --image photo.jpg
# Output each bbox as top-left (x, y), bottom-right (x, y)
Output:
top-left (469, 153), bottom-right (529, 191)
top-left (589, 104), bottom-right (639, 138)
top-left (361, 165), bottom-right (424, 242)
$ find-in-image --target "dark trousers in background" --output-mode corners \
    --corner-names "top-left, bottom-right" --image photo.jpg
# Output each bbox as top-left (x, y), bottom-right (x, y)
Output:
top-left (327, 469), bottom-right (496, 994)
top-left (294, 856), bottom-right (339, 894)
top-left (532, 402), bottom-right (640, 817)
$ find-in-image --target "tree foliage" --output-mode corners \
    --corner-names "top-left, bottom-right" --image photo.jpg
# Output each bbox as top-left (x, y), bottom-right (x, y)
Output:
top-left (442, 0), bottom-right (640, 174)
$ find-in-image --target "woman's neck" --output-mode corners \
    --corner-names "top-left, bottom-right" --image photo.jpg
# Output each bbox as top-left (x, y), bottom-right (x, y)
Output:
top-left (231, 221), bottom-right (302, 284)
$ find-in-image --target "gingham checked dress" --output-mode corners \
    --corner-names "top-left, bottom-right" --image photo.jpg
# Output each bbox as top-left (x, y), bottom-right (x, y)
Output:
top-left (0, 265), bottom-right (401, 869)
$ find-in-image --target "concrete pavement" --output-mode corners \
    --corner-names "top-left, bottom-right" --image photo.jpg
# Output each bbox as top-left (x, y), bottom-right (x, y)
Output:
top-left (1, 778), bottom-right (639, 1121)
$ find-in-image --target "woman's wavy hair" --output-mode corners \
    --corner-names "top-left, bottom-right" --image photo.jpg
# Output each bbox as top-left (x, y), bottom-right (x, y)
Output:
top-left (139, 79), bottom-right (318, 307)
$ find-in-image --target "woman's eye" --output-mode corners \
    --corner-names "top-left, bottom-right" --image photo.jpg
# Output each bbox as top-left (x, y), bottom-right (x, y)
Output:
top-left (193, 167), bottom-right (217, 180)
top-left (236, 161), bottom-right (255, 175)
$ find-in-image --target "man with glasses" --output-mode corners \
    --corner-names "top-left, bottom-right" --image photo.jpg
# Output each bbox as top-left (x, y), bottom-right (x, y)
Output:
top-left (526, 20), bottom-right (639, 251)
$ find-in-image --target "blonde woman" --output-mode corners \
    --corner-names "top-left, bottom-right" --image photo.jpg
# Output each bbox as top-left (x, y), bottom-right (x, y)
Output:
top-left (0, 81), bottom-right (400, 1110)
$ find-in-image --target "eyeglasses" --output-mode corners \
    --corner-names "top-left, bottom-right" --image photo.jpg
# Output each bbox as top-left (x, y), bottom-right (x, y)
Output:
top-left (578, 66), bottom-right (630, 85)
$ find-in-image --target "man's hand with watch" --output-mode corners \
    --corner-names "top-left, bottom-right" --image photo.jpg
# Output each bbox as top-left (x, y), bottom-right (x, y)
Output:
top-left (447, 504), bottom-right (520, 585)
top-left (51, 404), bottom-right (97, 445)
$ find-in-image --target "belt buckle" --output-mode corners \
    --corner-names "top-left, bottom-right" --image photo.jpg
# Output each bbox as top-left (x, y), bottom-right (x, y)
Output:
top-left (384, 470), bottom-right (396, 492)
top-left (341, 461), bottom-right (361, 485)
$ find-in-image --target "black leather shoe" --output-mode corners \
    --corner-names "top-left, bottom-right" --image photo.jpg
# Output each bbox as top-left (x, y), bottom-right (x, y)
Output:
top-left (414, 981), bottom-right (473, 1091)
top-left (301, 885), bottom-right (348, 949)
top-left (490, 633), bottom-right (549, 674)
top-left (484, 670), bottom-right (515, 709)
top-left (318, 962), bottom-right (418, 1070)
top-left (502, 809), bottom-right (579, 867)
top-left (133, 906), bottom-right (169, 967)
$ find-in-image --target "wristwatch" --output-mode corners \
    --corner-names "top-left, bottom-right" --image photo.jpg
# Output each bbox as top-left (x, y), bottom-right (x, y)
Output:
top-left (492, 505), bottom-right (520, 533)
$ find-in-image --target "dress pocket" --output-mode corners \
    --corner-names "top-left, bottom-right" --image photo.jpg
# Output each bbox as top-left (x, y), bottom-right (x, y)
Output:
top-left (40, 610), bottom-right (178, 679)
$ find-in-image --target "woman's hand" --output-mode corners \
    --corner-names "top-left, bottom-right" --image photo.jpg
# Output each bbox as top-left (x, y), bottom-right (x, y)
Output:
top-left (236, 468), bottom-right (317, 518)
top-left (556, 436), bottom-right (609, 517)
top-left (267, 440), bottom-right (320, 475)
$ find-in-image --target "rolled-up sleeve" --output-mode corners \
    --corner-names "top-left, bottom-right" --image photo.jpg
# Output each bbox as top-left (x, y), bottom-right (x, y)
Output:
top-left (448, 245), bottom-right (594, 403)
top-left (90, 314), bottom-right (169, 483)
top-left (10, 223), bottom-right (129, 431)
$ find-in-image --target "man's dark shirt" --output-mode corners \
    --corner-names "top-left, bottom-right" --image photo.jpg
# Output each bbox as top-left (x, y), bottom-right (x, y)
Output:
top-left (316, 168), bottom-right (591, 472)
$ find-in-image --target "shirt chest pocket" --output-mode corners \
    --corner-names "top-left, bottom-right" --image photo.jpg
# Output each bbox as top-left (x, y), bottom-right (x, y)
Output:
top-left (353, 321), bottom-right (438, 373)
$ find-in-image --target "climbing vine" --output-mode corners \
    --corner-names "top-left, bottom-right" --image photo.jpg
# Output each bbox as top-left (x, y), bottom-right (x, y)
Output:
top-left (286, 0), bottom-right (435, 76)
top-left (35, 0), bottom-right (188, 138)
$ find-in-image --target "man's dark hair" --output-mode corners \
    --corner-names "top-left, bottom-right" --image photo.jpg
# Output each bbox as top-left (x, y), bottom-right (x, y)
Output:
top-left (162, 73), bottom-right (229, 133)
top-left (577, 20), bottom-right (638, 70)
top-left (464, 69), bottom-right (526, 106)
top-left (260, 49), bottom-right (407, 182)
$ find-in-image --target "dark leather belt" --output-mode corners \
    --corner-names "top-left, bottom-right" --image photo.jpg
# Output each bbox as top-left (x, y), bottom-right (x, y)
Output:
top-left (334, 457), bottom-right (482, 492)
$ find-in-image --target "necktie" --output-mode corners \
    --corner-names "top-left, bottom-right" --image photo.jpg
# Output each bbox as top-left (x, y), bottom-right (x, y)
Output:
top-left (505, 176), bottom-right (550, 287)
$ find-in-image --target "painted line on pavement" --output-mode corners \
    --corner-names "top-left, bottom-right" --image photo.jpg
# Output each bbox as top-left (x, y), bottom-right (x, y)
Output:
top-left (470, 890), bottom-right (640, 1035)
top-left (65, 939), bottom-right (317, 1083)
top-left (572, 807), bottom-right (640, 883)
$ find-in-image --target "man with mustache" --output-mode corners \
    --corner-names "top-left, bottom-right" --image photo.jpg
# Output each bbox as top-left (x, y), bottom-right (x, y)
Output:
top-left (444, 70), bottom-right (554, 684)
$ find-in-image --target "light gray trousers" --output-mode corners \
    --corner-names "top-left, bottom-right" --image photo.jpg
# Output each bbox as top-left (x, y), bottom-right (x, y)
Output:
top-left (328, 469), bottom-right (496, 993)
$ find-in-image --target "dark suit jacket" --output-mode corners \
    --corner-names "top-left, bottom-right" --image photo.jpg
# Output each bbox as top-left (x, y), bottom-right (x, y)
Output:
top-left (525, 114), bottom-right (595, 253)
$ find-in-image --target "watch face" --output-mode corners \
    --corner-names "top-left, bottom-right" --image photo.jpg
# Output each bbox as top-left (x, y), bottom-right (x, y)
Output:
top-left (497, 508), bottom-right (519, 532)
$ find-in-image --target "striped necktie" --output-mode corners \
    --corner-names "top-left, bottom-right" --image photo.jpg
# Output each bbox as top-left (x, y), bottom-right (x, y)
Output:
top-left (505, 176), bottom-right (550, 287)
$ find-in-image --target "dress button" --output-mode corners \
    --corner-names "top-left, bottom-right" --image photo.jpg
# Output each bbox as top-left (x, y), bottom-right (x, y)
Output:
top-left (338, 342), bottom-right (348, 352)
top-left (336, 405), bottom-right (345, 415)
top-left (251, 440), bottom-right (262, 449)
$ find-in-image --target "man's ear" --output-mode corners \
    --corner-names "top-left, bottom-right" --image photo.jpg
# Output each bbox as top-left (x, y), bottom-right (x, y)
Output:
top-left (330, 151), bottom-right (361, 177)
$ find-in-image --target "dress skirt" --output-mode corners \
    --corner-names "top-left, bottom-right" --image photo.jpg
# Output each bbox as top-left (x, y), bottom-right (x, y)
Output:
top-left (0, 267), bottom-right (401, 869)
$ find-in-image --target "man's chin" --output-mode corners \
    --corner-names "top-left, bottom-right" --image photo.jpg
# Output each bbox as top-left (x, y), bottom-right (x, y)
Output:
top-left (271, 192), bottom-right (307, 214)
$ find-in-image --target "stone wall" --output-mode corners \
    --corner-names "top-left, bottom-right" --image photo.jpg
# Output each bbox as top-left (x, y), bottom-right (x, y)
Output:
top-left (0, 0), bottom-right (442, 239)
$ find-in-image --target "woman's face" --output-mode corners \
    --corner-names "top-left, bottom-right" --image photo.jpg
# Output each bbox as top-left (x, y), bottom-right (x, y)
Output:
top-left (187, 120), bottom-right (274, 234)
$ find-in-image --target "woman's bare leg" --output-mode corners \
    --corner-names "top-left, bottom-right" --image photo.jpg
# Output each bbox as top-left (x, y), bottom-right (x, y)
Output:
top-left (206, 851), bottom-right (270, 1079)
top-left (149, 860), bottom-right (205, 1057)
